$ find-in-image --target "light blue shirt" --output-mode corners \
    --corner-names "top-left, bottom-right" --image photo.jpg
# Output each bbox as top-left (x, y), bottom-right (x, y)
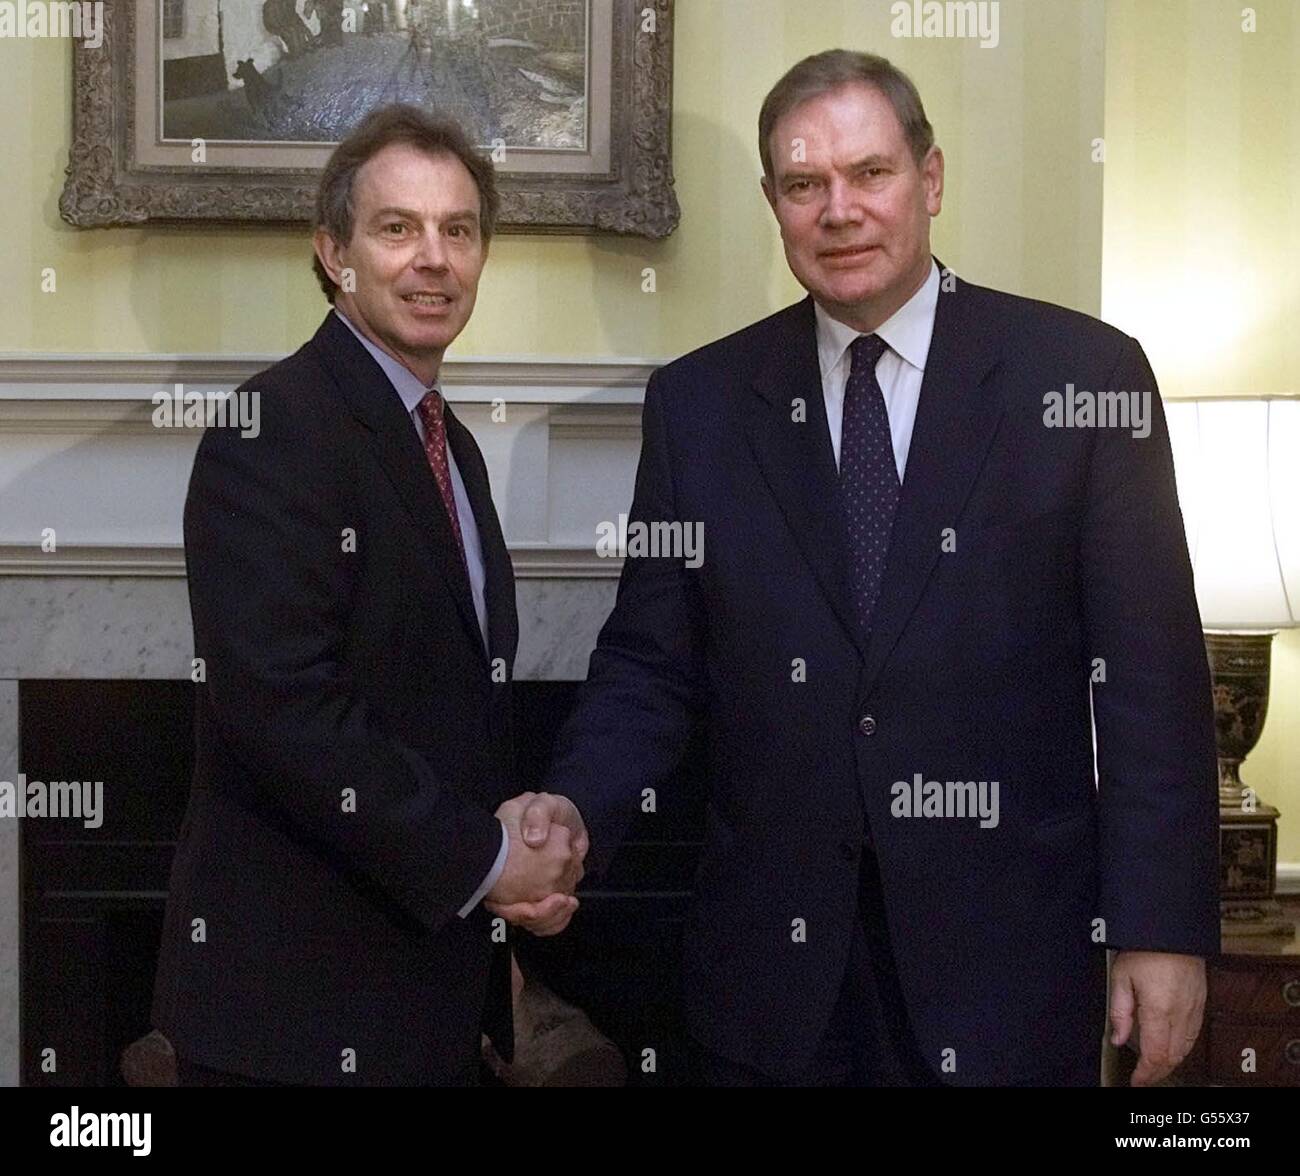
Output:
top-left (334, 308), bottom-right (508, 918)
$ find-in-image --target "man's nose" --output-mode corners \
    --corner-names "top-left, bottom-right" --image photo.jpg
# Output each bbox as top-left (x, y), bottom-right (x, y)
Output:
top-left (412, 228), bottom-right (450, 271)
top-left (820, 178), bottom-right (863, 227)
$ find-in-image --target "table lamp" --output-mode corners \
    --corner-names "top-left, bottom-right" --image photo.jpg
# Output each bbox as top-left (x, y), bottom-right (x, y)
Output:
top-left (1166, 397), bottom-right (1299, 938)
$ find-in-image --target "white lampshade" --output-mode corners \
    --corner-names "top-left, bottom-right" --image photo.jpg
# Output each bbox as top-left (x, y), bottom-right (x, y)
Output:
top-left (1165, 398), bottom-right (1300, 629)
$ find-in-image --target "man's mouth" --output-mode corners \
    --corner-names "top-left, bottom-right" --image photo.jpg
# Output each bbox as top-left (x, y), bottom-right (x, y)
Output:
top-left (821, 245), bottom-right (877, 260)
top-left (402, 292), bottom-right (453, 306)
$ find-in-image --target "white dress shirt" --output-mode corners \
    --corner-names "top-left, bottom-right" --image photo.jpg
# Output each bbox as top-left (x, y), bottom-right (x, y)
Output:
top-left (814, 256), bottom-right (941, 480)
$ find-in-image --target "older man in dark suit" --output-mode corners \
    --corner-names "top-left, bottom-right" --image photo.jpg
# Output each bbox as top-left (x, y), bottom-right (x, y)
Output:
top-left (508, 50), bottom-right (1218, 1087)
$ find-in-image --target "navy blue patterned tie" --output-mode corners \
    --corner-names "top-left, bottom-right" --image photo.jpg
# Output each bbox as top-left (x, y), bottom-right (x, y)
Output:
top-left (840, 333), bottom-right (899, 636)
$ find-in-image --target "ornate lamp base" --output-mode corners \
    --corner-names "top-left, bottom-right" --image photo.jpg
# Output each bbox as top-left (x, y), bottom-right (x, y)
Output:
top-left (1207, 632), bottom-right (1295, 941)
top-left (1221, 802), bottom-right (1294, 939)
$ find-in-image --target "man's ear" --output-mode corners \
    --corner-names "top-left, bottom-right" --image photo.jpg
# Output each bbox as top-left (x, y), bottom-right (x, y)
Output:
top-left (312, 227), bottom-right (345, 288)
top-left (760, 174), bottom-right (778, 218)
top-left (923, 146), bottom-right (945, 216)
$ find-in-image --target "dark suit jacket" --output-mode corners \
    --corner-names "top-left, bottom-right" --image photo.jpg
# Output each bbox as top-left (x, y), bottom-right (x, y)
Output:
top-left (152, 311), bottom-right (519, 1085)
top-left (545, 267), bottom-right (1220, 1085)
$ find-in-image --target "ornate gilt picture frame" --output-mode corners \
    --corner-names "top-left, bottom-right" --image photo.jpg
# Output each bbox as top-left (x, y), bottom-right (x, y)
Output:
top-left (60, 0), bottom-right (679, 238)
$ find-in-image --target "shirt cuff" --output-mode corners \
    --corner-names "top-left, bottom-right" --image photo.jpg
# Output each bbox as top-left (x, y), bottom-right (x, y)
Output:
top-left (458, 819), bottom-right (509, 918)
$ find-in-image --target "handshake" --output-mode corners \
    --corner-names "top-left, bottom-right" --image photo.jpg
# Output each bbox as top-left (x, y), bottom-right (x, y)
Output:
top-left (484, 792), bottom-right (588, 936)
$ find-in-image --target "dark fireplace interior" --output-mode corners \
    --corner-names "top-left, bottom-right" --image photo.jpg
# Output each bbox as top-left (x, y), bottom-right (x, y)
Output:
top-left (19, 680), bottom-right (705, 1086)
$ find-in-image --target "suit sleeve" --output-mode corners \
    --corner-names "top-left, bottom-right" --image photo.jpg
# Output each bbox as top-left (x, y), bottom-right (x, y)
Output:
top-left (543, 369), bottom-right (706, 879)
top-left (184, 385), bottom-right (502, 934)
top-left (1080, 337), bottom-right (1220, 957)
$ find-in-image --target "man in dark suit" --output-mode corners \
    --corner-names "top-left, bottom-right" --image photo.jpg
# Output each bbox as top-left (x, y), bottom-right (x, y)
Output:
top-left (516, 50), bottom-right (1219, 1086)
top-left (152, 105), bottom-right (587, 1086)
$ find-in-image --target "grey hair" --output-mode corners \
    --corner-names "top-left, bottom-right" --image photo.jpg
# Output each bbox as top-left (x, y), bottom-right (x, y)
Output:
top-left (758, 49), bottom-right (935, 180)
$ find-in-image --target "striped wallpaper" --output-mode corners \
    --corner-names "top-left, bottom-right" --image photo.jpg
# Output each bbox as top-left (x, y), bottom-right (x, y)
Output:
top-left (0, 0), bottom-right (1106, 357)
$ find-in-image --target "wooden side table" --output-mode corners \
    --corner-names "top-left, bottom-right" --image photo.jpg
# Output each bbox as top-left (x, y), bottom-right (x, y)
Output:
top-left (1201, 895), bottom-right (1300, 1086)
top-left (1167, 895), bottom-right (1300, 1086)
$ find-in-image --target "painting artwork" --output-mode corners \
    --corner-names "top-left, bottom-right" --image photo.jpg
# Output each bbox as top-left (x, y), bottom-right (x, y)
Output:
top-left (161, 0), bottom-right (589, 151)
top-left (60, 1), bottom-right (679, 237)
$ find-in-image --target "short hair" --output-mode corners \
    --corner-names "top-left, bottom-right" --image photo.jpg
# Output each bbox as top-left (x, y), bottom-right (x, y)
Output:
top-left (311, 103), bottom-right (500, 302)
top-left (758, 49), bottom-right (935, 181)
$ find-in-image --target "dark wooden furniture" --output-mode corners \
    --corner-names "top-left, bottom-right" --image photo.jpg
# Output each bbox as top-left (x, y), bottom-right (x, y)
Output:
top-left (1200, 894), bottom-right (1300, 1086)
top-left (1128, 894), bottom-right (1300, 1087)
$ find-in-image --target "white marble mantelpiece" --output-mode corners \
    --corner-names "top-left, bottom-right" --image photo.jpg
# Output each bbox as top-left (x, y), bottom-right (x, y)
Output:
top-left (0, 354), bottom-right (651, 573)
top-left (0, 576), bottom-right (616, 682)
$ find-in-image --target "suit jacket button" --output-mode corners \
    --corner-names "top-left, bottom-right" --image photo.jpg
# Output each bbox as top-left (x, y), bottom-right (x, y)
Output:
top-left (839, 840), bottom-right (859, 862)
top-left (858, 715), bottom-right (877, 736)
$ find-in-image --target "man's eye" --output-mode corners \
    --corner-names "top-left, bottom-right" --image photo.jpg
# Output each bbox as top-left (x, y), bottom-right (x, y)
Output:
top-left (447, 225), bottom-right (465, 237)
top-left (384, 223), bottom-right (407, 235)
top-left (788, 180), bottom-right (811, 193)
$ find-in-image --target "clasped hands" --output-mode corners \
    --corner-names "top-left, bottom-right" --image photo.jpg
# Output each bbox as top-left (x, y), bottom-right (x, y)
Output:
top-left (484, 791), bottom-right (588, 936)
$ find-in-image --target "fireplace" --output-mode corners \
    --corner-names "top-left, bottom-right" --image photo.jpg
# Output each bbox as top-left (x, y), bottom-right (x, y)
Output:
top-left (17, 678), bottom-right (704, 1086)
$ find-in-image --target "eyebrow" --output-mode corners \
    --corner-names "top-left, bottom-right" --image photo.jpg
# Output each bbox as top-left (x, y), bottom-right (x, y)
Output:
top-left (780, 153), bottom-right (895, 181)
top-left (368, 206), bottom-right (481, 225)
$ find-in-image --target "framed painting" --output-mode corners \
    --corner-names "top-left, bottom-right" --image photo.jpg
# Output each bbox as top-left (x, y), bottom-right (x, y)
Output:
top-left (60, 0), bottom-right (679, 237)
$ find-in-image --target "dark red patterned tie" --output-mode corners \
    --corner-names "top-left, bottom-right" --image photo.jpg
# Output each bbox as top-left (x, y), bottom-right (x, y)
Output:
top-left (417, 389), bottom-right (467, 570)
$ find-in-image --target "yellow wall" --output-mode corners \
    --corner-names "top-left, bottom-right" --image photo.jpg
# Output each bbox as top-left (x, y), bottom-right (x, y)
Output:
top-left (0, 0), bottom-right (1104, 357)
top-left (1103, 0), bottom-right (1300, 865)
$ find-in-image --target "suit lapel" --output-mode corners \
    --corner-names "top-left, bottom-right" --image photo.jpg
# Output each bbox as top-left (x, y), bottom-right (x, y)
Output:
top-left (744, 297), bottom-right (864, 655)
top-left (858, 272), bottom-right (1004, 695)
top-left (445, 405), bottom-right (518, 670)
top-left (312, 313), bottom-right (486, 663)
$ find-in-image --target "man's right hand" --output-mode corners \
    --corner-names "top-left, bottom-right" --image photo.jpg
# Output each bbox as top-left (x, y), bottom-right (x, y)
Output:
top-left (485, 792), bottom-right (587, 935)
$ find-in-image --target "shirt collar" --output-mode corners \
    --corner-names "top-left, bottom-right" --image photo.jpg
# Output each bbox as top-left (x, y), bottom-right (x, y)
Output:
top-left (814, 256), bottom-right (940, 379)
top-left (333, 307), bottom-right (440, 416)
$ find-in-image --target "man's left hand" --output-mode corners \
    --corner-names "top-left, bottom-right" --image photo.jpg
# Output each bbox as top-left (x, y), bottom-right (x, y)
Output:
top-left (1109, 950), bottom-right (1206, 1086)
